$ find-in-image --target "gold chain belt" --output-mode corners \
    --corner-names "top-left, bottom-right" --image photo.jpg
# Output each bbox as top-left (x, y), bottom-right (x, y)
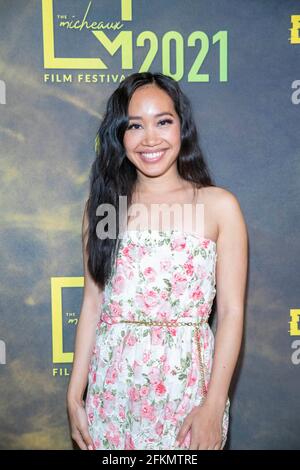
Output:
top-left (117, 319), bottom-right (208, 398)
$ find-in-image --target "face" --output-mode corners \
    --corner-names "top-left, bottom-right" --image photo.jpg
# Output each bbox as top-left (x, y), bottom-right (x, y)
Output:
top-left (123, 84), bottom-right (181, 179)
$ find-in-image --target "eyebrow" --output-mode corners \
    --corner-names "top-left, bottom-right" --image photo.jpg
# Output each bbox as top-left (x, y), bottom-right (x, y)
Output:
top-left (128, 112), bottom-right (174, 120)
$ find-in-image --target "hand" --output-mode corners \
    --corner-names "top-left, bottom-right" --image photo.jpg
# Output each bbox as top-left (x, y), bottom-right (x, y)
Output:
top-left (175, 401), bottom-right (224, 450)
top-left (67, 398), bottom-right (94, 450)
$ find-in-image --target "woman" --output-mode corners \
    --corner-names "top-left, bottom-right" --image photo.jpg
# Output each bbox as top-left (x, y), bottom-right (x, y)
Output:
top-left (67, 72), bottom-right (248, 450)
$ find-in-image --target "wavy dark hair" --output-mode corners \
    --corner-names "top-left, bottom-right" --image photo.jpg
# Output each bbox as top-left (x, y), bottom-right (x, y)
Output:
top-left (86, 71), bottom-right (216, 290)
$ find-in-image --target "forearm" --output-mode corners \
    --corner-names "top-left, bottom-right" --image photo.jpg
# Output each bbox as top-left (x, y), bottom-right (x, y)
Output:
top-left (67, 301), bottom-right (100, 404)
top-left (204, 310), bottom-right (244, 412)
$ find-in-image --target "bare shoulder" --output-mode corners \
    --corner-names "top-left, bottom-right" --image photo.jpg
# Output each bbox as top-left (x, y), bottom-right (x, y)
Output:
top-left (208, 186), bottom-right (248, 249)
top-left (200, 185), bottom-right (241, 214)
top-left (200, 185), bottom-right (239, 207)
top-left (198, 186), bottom-right (248, 244)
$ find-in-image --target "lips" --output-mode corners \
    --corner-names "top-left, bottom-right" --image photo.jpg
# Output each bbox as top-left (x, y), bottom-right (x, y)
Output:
top-left (139, 149), bottom-right (168, 163)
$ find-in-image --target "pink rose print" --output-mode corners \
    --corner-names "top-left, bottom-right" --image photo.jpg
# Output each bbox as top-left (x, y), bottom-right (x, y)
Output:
top-left (103, 400), bottom-right (111, 415)
top-left (172, 273), bottom-right (187, 295)
top-left (164, 403), bottom-right (177, 424)
top-left (124, 432), bottom-right (136, 450)
top-left (140, 385), bottom-right (150, 397)
top-left (105, 367), bottom-right (118, 385)
top-left (171, 237), bottom-right (186, 251)
top-left (143, 266), bottom-right (157, 282)
top-left (167, 327), bottom-right (177, 337)
top-left (187, 369), bottom-right (197, 387)
top-left (143, 289), bottom-right (159, 308)
top-left (201, 239), bottom-right (210, 249)
top-left (184, 262), bottom-right (194, 276)
top-left (141, 401), bottom-right (156, 421)
top-left (143, 351), bottom-right (151, 363)
top-left (105, 423), bottom-right (121, 447)
top-left (138, 246), bottom-right (147, 257)
top-left (151, 327), bottom-right (164, 346)
top-left (100, 312), bottom-right (114, 324)
top-left (148, 366), bottom-right (161, 385)
top-left (196, 304), bottom-right (209, 318)
top-left (155, 421), bottom-right (164, 436)
top-left (116, 258), bottom-right (135, 280)
top-left (127, 310), bottom-right (135, 321)
top-left (103, 390), bottom-right (115, 400)
top-left (94, 438), bottom-right (101, 449)
top-left (155, 382), bottom-right (166, 396)
top-left (88, 411), bottom-right (94, 425)
top-left (122, 245), bottom-right (133, 260)
top-left (191, 287), bottom-right (204, 301)
top-left (126, 333), bottom-right (138, 346)
top-left (157, 311), bottom-right (168, 321)
top-left (112, 274), bottom-right (126, 294)
top-left (119, 405), bottom-right (126, 420)
top-left (160, 290), bottom-right (169, 300)
top-left (92, 394), bottom-right (100, 408)
top-left (129, 387), bottom-right (140, 401)
top-left (173, 273), bottom-right (187, 283)
top-left (110, 301), bottom-right (122, 320)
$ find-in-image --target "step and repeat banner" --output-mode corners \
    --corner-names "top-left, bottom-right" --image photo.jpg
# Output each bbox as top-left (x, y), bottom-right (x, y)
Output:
top-left (0, 0), bottom-right (299, 450)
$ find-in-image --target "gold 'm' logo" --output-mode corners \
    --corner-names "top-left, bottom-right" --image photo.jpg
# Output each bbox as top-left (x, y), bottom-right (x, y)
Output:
top-left (42, 0), bottom-right (133, 69)
top-left (51, 276), bottom-right (84, 363)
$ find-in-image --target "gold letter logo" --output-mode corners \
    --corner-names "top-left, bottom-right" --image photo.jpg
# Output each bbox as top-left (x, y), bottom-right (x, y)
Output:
top-left (289, 309), bottom-right (300, 336)
top-left (51, 277), bottom-right (84, 363)
top-left (42, 0), bottom-right (133, 69)
top-left (289, 15), bottom-right (300, 44)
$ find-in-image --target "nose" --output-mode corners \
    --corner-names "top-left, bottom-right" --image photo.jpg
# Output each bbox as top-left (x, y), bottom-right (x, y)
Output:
top-left (142, 126), bottom-right (162, 147)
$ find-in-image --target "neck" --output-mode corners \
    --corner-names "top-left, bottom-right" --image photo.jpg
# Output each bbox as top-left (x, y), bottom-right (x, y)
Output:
top-left (134, 171), bottom-right (186, 195)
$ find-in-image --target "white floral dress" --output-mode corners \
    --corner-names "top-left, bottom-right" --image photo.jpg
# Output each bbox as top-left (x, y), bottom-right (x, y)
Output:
top-left (85, 229), bottom-right (230, 450)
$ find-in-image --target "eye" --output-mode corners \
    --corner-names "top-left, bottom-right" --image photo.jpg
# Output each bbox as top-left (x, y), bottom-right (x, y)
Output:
top-left (127, 123), bottom-right (141, 130)
top-left (158, 119), bottom-right (173, 125)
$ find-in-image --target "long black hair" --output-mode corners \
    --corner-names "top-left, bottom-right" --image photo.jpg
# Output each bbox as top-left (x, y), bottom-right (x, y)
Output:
top-left (86, 72), bottom-right (216, 290)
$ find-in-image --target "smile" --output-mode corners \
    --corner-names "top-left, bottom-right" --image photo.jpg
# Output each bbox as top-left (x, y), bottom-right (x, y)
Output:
top-left (139, 150), bottom-right (167, 162)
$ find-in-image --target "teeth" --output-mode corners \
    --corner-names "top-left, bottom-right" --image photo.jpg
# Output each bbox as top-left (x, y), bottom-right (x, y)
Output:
top-left (141, 151), bottom-right (165, 159)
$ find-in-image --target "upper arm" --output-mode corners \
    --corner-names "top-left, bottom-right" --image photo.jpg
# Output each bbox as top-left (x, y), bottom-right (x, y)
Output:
top-left (82, 200), bottom-right (104, 312)
top-left (215, 189), bottom-right (248, 319)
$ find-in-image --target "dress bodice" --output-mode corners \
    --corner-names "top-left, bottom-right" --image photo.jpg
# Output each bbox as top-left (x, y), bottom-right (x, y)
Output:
top-left (99, 229), bottom-right (217, 325)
